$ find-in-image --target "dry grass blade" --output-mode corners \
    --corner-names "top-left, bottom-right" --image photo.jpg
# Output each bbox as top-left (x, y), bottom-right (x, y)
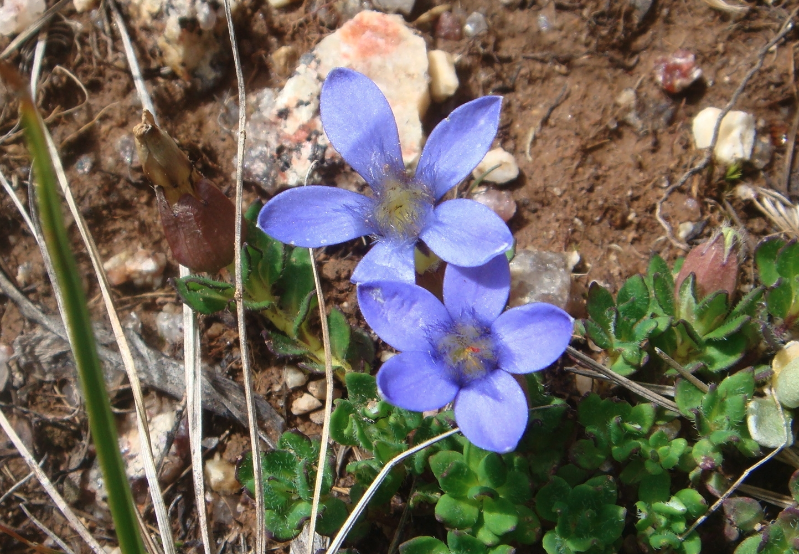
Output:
top-left (0, 409), bottom-right (104, 554)
top-left (222, 1), bottom-right (265, 554)
top-left (700, 0), bottom-right (748, 14)
top-left (740, 185), bottom-right (799, 238)
top-left (736, 484), bottom-right (795, 509)
top-left (19, 504), bottom-right (77, 554)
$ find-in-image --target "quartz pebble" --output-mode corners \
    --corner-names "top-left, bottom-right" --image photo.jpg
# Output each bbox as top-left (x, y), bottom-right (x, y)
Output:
top-left (104, 248), bottom-right (167, 289)
top-left (292, 393), bottom-right (323, 415)
top-left (283, 366), bottom-right (308, 389)
top-left (205, 454), bottom-right (240, 494)
top-left (372, 0), bottom-right (415, 16)
top-left (156, 306), bottom-right (184, 345)
top-left (463, 12), bottom-right (488, 38)
top-left (428, 50), bottom-right (459, 102)
top-left (242, 11), bottom-right (430, 190)
top-left (269, 0), bottom-right (300, 7)
top-left (472, 147), bottom-right (519, 184)
top-left (309, 409), bottom-right (326, 424)
top-left (471, 186), bottom-right (516, 222)
top-left (307, 379), bottom-right (342, 401)
top-left (692, 107), bottom-right (756, 166)
top-left (509, 250), bottom-right (577, 309)
top-left (271, 45), bottom-right (299, 77)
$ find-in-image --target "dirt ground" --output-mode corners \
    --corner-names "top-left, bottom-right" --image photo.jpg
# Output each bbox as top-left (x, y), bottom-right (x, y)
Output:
top-left (0, 0), bottom-right (797, 552)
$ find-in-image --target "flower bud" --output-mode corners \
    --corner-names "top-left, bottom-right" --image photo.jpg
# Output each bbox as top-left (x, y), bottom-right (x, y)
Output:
top-left (133, 111), bottom-right (241, 273)
top-left (674, 227), bottom-right (741, 300)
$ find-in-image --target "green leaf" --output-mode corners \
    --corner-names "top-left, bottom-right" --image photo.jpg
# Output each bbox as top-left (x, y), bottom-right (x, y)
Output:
top-left (265, 331), bottom-right (312, 358)
top-left (535, 476), bottom-right (571, 522)
top-left (790, 469), bottom-right (799, 503)
top-left (436, 494), bottom-right (480, 529)
top-left (291, 290), bottom-right (317, 339)
top-left (346, 372), bottom-right (379, 405)
top-left (617, 275), bottom-right (651, 322)
top-left (703, 314), bottom-right (749, 340)
top-left (651, 271), bottom-right (675, 317)
top-left (483, 497), bottom-right (518, 536)
top-left (674, 489), bottom-right (706, 518)
top-left (723, 497), bottom-right (763, 532)
top-left (488, 546), bottom-right (516, 554)
top-left (639, 471), bottom-right (671, 504)
top-left (174, 276), bottom-right (234, 314)
top-left (316, 496), bottom-right (348, 536)
top-left (329, 401), bottom-right (358, 446)
top-left (587, 283), bottom-right (616, 332)
top-left (756, 237), bottom-right (784, 286)
top-left (505, 504), bottom-right (540, 545)
top-left (570, 439), bottom-right (606, 471)
top-left (324, 307), bottom-right (351, 361)
top-left (400, 536), bottom-right (450, 554)
top-left (495, 470), bottom-right (531, 505)
top-left (776, 240), bottom-right (799, 280)
top-left (693, 291), bottom-right (730, 336)
top-left (477, 453), bottom-right (507, 489)
top-left (276, 247), bottom-right (314, 315)
top-left (767, 280), bottom-right (792, 320)
top-left (447, 531), bottom-right (488, 554)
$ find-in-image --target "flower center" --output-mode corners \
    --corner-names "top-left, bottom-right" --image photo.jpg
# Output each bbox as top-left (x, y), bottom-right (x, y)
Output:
top-left (436, 322), bottom-right (497, 384)
top-left (372, 179), bottom-right (432, 242)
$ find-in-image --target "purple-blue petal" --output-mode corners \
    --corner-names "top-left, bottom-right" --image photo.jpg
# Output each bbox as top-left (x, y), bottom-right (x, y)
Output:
top-left (357, 280), bottom-right (451, 352)
top-left (416, 96), bottom-right (502, 200)
top-left (351, 240), bottom-right (416, 284)
top-left (420, 199), bottom-right (513, 267)
top-left (492, 303), bottom-right (574, 374)
top-left (258, 186), bottom-right (376, 247)
top-left (320, 68), bottom-right (404, 190)
top-left (454, 370), bottom-right (527, 453)
top-left (443, 255), bottom-right (510, 325)
top-left (377, 351), bottom-right (459, 412)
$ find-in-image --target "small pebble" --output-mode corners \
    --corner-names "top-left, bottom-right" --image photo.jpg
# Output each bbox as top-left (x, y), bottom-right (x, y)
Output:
top-left (509, 250), bottom-right (574, 309)
top-left (283, 366), bottom-right (308, 389)
top-left (205, 454), bottom-right (240, 494)
top-left (654, 50), bottom-right (702, 94)
top-left (692, 107), bottom-right (756, 166)
top-left (156, 309), bottom-right (184, 345)
top-left (0, 0), bottom-right (45, 36)
top-left (309, 409), bottom-right (326, 425)
top-left (291, 393), bottom-right (323, 415)
top-left (117, 135), bottom-right (136, 166)
top-left (104, 249), bottom-right (167, 289)
top-left (308, 379), bottom-right (327, 400)
top-left (471, 187), bottom-right (516, 222)
top-left (435, 11), bottom-right (462, 40)
top-left (428, 50), bottom-right (459, 102)
top-left (472, 147), bottom-right (519, 184)
top-left (271, 45), bottom-right (299, 77)
top-left (677, 221), bottom-right (696, 242)
top-left (380, 351), bottom-right (397, 363)
top-left (15, 261), bottom-right (32, 288)
top-left (268, 0), bottom-right (301, 9)
top-left (463, 12), bottom-right (488, 38)
top-left (372, 0), bottom-right (415, 16)
top-left (75, 154), bottom-right (94, 175)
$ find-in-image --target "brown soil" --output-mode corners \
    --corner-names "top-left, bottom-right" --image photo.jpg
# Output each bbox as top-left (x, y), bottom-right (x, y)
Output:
top-left (0, 0), bottom-right (796, 552)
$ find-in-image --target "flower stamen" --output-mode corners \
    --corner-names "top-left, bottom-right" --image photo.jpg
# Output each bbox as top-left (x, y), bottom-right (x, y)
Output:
top-left (373, 179), bottom-right (432, 242)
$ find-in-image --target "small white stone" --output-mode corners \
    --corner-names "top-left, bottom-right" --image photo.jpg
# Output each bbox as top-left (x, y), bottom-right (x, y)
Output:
top-left (271, 45), bottom-right (298, 77)
top-left (463, 12), bottom-right (488, 38)
top-left (156, 309), bottom-right (184, 345)
top-left (574, 374), bottom-right (593, 395)
top-left (0, 0), bottom-right (45, 36)
top-left (308, 379), bottom-right (327, 400)
top-left (472, 148), bottom-right (520, 184)
top-left (104, 249), bottom-right (167, 289)
top-left (283, 366), bottom-right (308, 389)
top-left (509, 250), bottom-right (572, 309)
top-left (269, 0), bottom-right (300, 8)
top-left (692, 107), bottom-right (756, 166)
top-left (291, 393), bottom-right (323, 415)
top-left (372, 0), bottom-right (415, 15)
top-left (677, 221), bottom-right (696, 241)
top-left (380, 351), bottom-right (397, 363)
top-left (205, 454), bottom-right (240, 494)
top-left (470, 187), bottom-right (516, 222)
top-left (428, 50), bottom-right (459, 103)
top-left (73, 0), bottom-right (98, 12)
top-left (309, 409), bottom-right (326, 425)
top-left (774, 356), bottom-right (799, 409)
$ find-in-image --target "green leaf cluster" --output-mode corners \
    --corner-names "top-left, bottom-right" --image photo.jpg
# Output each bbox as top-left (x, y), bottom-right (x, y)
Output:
top-left (674, 371), bottom-right (760, 472)
top-left (235, 432), bottom-right (347, 541)
top-left (635, 488), bottom-right (707, 554)
top-left (536, 475), bottom-right (625, 553)
top-left (173, 202), bottom-right (373, 373)
top-left (755, 238), bottom-right (799, 338)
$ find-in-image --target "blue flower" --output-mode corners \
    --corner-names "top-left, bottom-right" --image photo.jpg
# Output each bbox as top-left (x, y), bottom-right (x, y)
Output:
top-left (357, 255), bottom-right (573, 453)
top-left (258, 67), bottom-right (513, 284)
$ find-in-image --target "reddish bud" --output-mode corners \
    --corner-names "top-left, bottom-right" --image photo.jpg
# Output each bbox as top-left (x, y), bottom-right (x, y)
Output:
top-left (133, 111), bottom-right (241, 273)
top-left (675, 228), bottom-right (741, 300)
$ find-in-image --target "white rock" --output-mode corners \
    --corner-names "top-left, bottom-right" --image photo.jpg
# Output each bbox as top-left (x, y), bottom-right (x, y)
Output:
top-left (747, 397), bottom-right (793, 448)
top-left (156, 309), bottom-right (184, 345)
top-left (308, 379), bottom-right (327, 400)
top-left (372, 0), bottom-right (415, 15)
top-left (463, 12), bottom-right (488, 38)
top-left (428, 50), bottom-right (459, 103)
top-left (205, 454), bottom-right (240, 494)
top-left (692, 107), bottom-right (756, 166)
top-left (0, 0), bottom-right (45, 36)
top-left (73, 0), bottom-right (98, 12)
top-left (283, 366), bottom-right (308, 389)
top-left (471, 186), bottom-right (516, 222)
top-left (472, 148), bottom-right (519, 184)
top-left (291, 393), bottom-right (323, 415)
top-left (309, 409), bottom-right (326, 424)
top-left (104, 248), bottom-right (167, 289)
top-left (509, 250), bottom-right (573, 309)
top-left (269, 0), bottom-right (299, 7)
